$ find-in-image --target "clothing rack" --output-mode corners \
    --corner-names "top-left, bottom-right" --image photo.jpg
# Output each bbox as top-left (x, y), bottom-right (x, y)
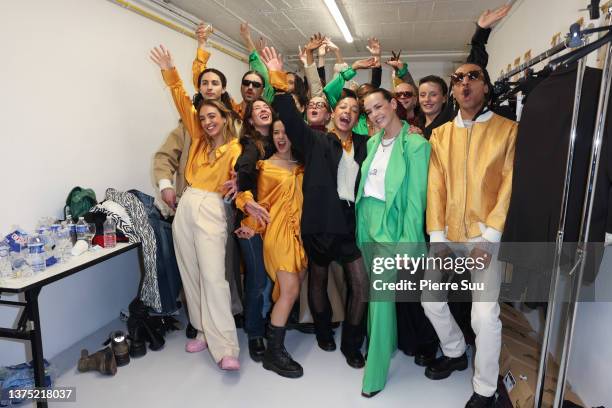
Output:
top-left (534, 15), bottom-right (612, 407)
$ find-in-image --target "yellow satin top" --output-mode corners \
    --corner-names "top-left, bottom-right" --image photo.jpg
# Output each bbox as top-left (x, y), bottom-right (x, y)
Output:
top-left (241, 160), bottom-right (307, 301)
top-left (427, 112), bottom-right (517, 242)
top-left (161, 68), bottom-right (241, 193)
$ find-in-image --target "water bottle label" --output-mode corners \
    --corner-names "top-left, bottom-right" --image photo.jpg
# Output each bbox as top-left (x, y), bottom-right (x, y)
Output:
top-left (29, 244), bottom-right (44, 254)
top-left (76, 225), bottom-right (88, 234)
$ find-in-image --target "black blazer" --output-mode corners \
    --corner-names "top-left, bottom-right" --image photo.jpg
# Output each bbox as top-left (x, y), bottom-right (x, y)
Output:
top-left (273, 93), bottom-right (368, 235)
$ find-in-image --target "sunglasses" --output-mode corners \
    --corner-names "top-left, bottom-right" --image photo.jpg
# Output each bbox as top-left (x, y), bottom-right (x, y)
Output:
top-left (395, 91), bottom-right (414, 98)
top-left (450, 70), bottom-right (483, 85)
top-left (242, 79), bottom-right (263, 89)
top-left (307, 102), bottom-right (328, 109)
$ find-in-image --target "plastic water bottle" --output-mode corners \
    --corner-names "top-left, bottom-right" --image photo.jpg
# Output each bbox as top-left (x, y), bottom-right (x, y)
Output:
top-left (103, 216), bottom-right (117, 248)
top-left (76, 217), bottom-right (88, 242)
top-left (27, 234), bottom-right (46, 273)
top-left (66, 215), bottom-right (77, 245)
top-left (56, 223), bottom-right (72, 263)
top-left (0, 239), bottom-right (13, 280)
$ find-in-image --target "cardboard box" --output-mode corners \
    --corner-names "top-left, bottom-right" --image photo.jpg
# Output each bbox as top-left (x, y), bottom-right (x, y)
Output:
top-left (500, 353), bottom-right (577, 408)
top-left (502, 325), bottom-right (539, 350)
top-left (500, 303), bottom-right (533, 332)
top-left (500, 337), bottom-right (540, 370)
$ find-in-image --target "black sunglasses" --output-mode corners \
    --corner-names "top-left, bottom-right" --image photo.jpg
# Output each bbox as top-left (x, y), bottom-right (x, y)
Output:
top-left (450, 70), bottom-right (483, 85)
top-left (242, 79), bottom-right (263, 89)
top-left (395, 91), bottom-right (414, 98)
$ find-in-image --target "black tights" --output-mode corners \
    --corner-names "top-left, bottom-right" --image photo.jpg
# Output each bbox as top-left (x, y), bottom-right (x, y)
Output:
top-left (308, 257), bottom-right (368, 334)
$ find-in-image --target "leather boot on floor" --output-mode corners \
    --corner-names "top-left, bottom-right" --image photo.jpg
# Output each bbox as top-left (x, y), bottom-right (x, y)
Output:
top-left (425, 353), bottom-right (468, 380)
top-left (78, 348), bottom-right (117, 376)
top-left (185, 323), bottom-right (197, 339)
top-left (262, 324), bottom-right (303, 378)
top-left (103, 331), bottom-right (130, 367)
top-left (465, 392), bottom-right (496, 408)
top-left (248, 337), bottom-right (266, 362)
top-left (340, 323), bottom-right (365, 368)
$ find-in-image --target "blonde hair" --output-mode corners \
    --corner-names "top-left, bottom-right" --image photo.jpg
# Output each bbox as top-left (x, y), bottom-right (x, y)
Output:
top-left (198, 99), bottom-right (238, 150)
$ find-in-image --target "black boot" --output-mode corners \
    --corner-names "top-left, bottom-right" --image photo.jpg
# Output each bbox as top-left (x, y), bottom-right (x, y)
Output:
top-left (465, 392), bottom-right (495, 408)
top-left (425, 353), bottom-right (468, 380)
top-left (340, 323), bottom-right (365, 368)
top-left (414, 341), bottom-right (438, 367)
top-left (186, 323), bottom-right (197, 339)
top-left (262, 324), bottom-right (303, 378)
top-left (248, 337), bottom-right (266, 362)
top-left (313, 319), bottom-right (336, 351)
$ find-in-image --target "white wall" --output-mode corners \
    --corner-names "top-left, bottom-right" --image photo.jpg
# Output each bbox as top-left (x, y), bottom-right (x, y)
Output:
top-left (0, 0), bottom-right (247, 365)
top-left (487, 1), bottom-right (612, 406)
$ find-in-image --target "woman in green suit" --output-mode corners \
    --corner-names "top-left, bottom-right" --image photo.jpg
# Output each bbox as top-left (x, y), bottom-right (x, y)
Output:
top-left (357, 88), bottom-right (430, 397)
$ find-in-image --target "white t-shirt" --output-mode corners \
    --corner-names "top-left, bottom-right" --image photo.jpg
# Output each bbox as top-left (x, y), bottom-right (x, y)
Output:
top-left (363, 137), bottom-right (397, 201)
top-left (337, 146), bottom-right (359, 202)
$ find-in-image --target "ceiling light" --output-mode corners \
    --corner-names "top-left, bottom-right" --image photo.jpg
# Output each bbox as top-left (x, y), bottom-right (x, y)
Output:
top-left (322, 0), bottom-right (353, 43)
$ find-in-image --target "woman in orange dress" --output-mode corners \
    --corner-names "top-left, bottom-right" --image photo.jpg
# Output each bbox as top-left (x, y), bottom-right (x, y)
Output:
top-left (235, 118), bottom-right (307, 378)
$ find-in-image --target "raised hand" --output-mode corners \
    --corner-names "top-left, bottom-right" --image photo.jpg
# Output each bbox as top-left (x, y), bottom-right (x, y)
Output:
top-left (478, 4), bottom-right (512, 29)
top-left (352, 57), bottom-right (377, 71)
top-left (385, 50), bottom-right (403, 70)
top-left (150, 45), bottom-right (175, 70)
top-left (196, 23), bottom-right (212, 47)
top-left (318, 41), bottom-right (327, 57)
top-left (298, 45), bottom-right (307, 66)
top-left (261, 46), bottom-right (283, 72)
top-left (304, 33), bottom-right (325, 52)
top-left (324, 37), bottom-right (339, 52)
top-left (239, 21), bottom-right (257, 51)
top-left (256, 36), bottom-right (268, 55)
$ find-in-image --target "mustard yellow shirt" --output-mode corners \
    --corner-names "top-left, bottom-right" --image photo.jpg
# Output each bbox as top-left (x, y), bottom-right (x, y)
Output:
top-left (161, 68), bottom-right (241, 193)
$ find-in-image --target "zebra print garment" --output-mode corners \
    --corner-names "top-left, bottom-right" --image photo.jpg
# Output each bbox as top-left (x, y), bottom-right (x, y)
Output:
top-left (98, 188), bottom-right (161, 312)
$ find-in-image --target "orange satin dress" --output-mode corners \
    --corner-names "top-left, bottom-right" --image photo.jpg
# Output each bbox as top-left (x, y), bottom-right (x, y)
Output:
top-left (242, 160), bottom-right (307, 301)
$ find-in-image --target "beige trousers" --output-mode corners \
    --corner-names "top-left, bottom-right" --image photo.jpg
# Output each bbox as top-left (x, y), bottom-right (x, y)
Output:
top-left (173, 187), bottom-right (239, 362)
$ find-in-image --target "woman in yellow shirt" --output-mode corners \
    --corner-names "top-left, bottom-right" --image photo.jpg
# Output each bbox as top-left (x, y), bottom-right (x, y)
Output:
top-left (150, 45), bottom-right (242, 371)
top-left (236, 118), bottom-right (307, 378)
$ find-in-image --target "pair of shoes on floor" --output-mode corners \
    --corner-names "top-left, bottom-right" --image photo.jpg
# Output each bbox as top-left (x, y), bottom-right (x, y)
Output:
top-left (127, 299), bottom-right (165, 357)
top-left (248, 337), bottom-right (266, 362)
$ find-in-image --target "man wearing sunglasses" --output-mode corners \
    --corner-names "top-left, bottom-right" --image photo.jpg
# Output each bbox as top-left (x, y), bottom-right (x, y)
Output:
top-left (422, 63), bottom-right (518, 408)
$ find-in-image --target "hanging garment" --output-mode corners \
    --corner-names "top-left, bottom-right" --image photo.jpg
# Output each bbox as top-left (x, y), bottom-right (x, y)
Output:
top-left (500, 63), bottom-right (612, 284)
top-left (102, 188), bottom-right (162, 312)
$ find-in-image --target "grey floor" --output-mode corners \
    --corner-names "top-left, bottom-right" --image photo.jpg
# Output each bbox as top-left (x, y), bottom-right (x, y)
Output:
top-left (36, 315), bottom-right (475, 408)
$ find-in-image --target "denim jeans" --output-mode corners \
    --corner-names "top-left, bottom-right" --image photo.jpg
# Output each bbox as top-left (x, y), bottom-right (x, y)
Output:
top-left (238, 234), bottom-right (271, 338)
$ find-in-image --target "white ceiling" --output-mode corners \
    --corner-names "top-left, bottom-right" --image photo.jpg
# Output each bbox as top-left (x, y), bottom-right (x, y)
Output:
top-left (164, 0), bottom-right (510, 60)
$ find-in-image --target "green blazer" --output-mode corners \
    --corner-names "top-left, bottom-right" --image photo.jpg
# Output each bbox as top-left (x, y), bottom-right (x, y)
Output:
top-left (356, 121), bottom-right (431, 245)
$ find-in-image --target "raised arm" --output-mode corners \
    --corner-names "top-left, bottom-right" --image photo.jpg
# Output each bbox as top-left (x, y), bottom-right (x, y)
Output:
top-left (386, 51), bottom-right (416, 88)
top-left (469, 4), bottom-right (512, 67)
top-left (240, 22), bottom-right (274, 103)
top-left (261, 46), bottom-right (321, 159)
top-left (192, 23), bottom-right (212, 91)
top-left (324, 57), bottom-right (376, 109)
top-left (367, 37), bottom-right (382, 88)
top-left (151, 45), bottom-right (201, 141)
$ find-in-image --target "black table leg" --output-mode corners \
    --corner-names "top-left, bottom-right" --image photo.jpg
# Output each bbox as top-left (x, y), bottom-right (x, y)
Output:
top-left (25, 288), bottom-right (48, 408)
top-left (136, 243), bottom-right (146, 298)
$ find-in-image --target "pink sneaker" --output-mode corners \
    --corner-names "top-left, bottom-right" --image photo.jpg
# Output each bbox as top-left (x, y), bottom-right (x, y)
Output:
top-left (218, 356), bottom-right (240, 371)
top-left (185, 339), bottom-right (207, 353)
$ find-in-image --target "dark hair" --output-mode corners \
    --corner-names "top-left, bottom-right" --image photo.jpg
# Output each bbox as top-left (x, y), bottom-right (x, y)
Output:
top-left (240, 98), bottom-right (273, 158)
top-left (288, 72), bottom-right (309, 108)
top-left (419, 75), bottom-right (449, 97)
top-left (241, 70), bottom-right (266, 87)
top-left (453, 62), bottom-right (494, 107)
top-left (337, 88), bottom-right (358, 106)
top-left (271, 117), bottom-right (303, 164)
top-left (193, 68), bottom-right (236, 117)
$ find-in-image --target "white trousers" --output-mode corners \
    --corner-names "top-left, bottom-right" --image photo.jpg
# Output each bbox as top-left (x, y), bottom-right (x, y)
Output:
top-left (422, 239), bottom-right (502, 397)
top-left (173, 187), bottom-right (239, 362)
